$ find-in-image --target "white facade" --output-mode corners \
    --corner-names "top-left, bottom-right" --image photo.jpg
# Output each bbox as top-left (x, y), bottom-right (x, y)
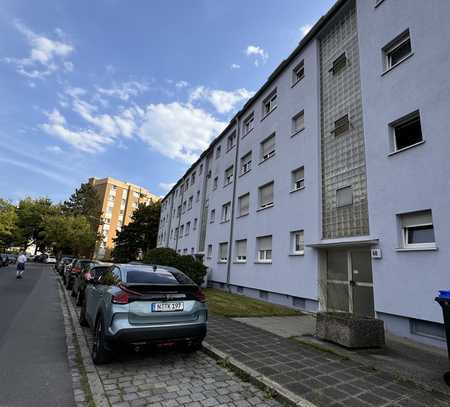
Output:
top-left (158, 0), bottom-right (450, 348)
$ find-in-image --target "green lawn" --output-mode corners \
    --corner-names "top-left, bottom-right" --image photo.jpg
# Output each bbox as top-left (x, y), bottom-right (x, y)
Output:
top-left (204, 288), bottom-right (301, 317)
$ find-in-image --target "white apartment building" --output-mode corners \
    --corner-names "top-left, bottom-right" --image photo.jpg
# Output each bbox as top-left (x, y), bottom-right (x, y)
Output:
top-left (157, 0), bottom-right (450, 348)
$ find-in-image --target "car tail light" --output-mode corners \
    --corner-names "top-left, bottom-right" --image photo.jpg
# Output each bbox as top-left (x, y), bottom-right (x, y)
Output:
top-left (112, 284), bottom-right (142, 304)
top-left (112, 290), bottom-right (129, 304)
top-left (194, 288), bottom-right (206, 303)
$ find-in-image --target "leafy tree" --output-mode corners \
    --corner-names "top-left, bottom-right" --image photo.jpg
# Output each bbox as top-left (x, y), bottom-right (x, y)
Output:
top-left (40, 214), bottom-right (97, 257)
top-left (0, 199), bottom-right (17, 248)
top-left (143, 248), bottom-right (207, 285)
top-left (15, 197), bottom-right (56, 252)
top-left (63, 183), bottom-right (102, 231)
top-left (112, 201), bottom-right (161, 262)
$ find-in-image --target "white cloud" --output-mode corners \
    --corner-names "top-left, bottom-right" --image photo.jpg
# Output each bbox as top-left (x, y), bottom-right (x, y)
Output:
top-left (230, 63), bottom-right (240, 69)
top-left (45, 145), bottom-right (62, 153)
top-left (300, 24), bottom-right (313, 37)
top-left (159, 182), bottom-right (176, 192)
top-left (4, 21), bottom-right (74, 79)
top-left (245, 45), bottom-right (268, 66)
top-left (175, 80), bottom-right (188, 88)
top-left (40, 109), bottom-right (113, 153)
top-left (139, 102), bottom-right (226, 164)
top-left (190, 87), bottom-right (254, 114)
top-left (96, 81), bottom-right (148, 101)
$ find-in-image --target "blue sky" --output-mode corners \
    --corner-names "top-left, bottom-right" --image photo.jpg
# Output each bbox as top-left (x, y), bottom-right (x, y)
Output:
top-left (0, 0), bottom-right (335, 203)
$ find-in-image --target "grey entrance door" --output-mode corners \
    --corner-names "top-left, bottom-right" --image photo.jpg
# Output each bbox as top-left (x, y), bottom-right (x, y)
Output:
top-left (326, 249), bottom-right (374, 317)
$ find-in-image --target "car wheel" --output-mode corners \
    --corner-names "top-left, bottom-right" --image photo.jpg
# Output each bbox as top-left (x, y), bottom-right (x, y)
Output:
top-left (79, 301), bottom-right (89, 327)
top-left (92, 317), bottom-right (111, 365)
top-left (75, 289), bottom-right (83, 306)
top-left (180, 338), bottom-right (203, 353)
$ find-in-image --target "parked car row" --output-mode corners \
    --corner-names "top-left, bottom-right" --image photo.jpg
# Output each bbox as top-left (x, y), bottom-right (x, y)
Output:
top-left (58, 260), bottom-right (208, 365)
top-left (0, 253), bottom-right (17, 266)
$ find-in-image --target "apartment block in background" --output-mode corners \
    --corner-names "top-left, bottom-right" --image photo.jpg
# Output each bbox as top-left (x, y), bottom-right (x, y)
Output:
top-left (89, 177), bottom-right (158, 260)
top-left (157, 0), bottom-right (450, 349)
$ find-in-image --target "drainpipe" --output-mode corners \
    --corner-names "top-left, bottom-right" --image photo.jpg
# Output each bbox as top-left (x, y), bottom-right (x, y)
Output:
top-left (165, 194), bottom-right (175, 248)
top-left (226, 116), bottom-right (240, 292)
top-left (174, 184), bottom-right (185, 252)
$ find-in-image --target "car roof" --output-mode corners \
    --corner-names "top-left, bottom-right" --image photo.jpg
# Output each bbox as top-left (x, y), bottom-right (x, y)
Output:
top-left (114, 263), bottom-right (194, 285)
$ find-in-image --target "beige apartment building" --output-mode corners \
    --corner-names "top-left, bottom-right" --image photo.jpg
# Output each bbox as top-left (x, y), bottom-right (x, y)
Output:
top-left (89, 177), bottom-right (159, 260)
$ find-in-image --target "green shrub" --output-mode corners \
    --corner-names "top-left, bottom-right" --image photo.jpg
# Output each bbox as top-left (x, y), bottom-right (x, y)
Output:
top-left (143, 248), bottom-right (207, 286)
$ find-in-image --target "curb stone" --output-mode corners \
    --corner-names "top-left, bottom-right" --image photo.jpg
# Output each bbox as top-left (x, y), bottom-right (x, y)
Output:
top-left (57, 275), bottom-right (110, 407)
top-left (202, 341), bottom-right (317, 407)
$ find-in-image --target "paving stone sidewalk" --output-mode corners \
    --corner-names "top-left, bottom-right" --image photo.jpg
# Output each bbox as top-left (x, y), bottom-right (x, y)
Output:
top-left (206, 315), bottom-right (450, 407)
top-left (70, 295), bottom-right (280, 407)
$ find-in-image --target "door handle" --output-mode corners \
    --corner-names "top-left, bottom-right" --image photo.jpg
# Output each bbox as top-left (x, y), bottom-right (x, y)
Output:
top-left (349, 280), bottom-right (356, 287)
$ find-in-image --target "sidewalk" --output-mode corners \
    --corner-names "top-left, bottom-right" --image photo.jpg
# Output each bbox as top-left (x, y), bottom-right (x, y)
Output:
top-left (234, 314), bottom-right (450, 396)
top-left (204, 315), bottom-right (450, 407)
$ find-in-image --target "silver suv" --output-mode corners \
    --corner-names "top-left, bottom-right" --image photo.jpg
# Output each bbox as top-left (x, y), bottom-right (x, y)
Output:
top-left (79, 263), bottom-right (208, 364)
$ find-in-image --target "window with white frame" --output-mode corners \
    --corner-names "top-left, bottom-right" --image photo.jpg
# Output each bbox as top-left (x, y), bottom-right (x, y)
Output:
top-left (384, 30), bottom-right (412, 71)
top-left (291, 230), bottom-right (305, 255)
top-left (257, 236), bottom-right (272, 263)
top-left (331, 52), bottom-right (347, 75)
top-left (240, 151), bottom-right (252, 175)
top-left (193, 218), bottom-right (197, 230)
top-left (207, 244), bottom-right (213, 259)
top-left (238, 193), bottom-right (250, 217)
top-left (227, 131), bottom-right (236, 151)
top-left (182, 201), bottom-right (186, 212)
top-left (291, 167), bottom-right (305, 191)
top-left (216, 145), bottom-right (221, 159)
top-left (260, 134), bottom-right (276, 161)
top-left (243, 113), bottom-right (254, 136)
top-left (191, 172), bottom-right (196, 185)
top-left (175, 227), bottom-right (179, 240)
top-left (219, 242), bottom-right (228, 263)
top-left (333, 114), bottom-right (350, 136)
top-left (185, 178), bottom-right (189, 189)
top-left (185, 222), bottom-right (190, 236)
top-left (221, 202), bottom-right (231, 222)
top-left (196, 190), bottom-right (200, 202)
top-left (262, 89), bottom-right (277, 117)
top-left (183, 248), bottom-right (187, 255)
top-left (133, 191), bottom-right (139, 199)
top-left (188, 196), bottom-right (193, 210)
top-left (292, 60), bottom-right (304, 85)
top-left (390, 111), bottom-right (422, 152)
top-left (199, 164), bottom-right (203, 175)
top-left (235, 239), bottom-right (247, 263)
top-left (292, 110), bottom-right (305, 134)
top-left (399, 210), bottom-right (435, 249)
top-left (336, 186), bottom-right (353, 207)
top-left (210, 209), bottom-right (216, 223)
top-left (180, 225), bottom-right (184, 237)
top-left (224, 166), bottom-right (234, 186)
top-left (213, 176), bottom-right (218, 190)
top-left (258, 182), bottom-right (274, 209)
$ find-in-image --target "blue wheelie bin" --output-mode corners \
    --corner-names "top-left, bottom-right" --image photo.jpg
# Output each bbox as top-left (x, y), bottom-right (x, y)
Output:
top-left (435, 290), bottom-right (450, 386)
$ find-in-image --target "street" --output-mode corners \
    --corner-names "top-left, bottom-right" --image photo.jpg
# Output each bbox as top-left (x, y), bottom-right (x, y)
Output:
top-left (0, 263), bottom-right (280, 407)
top-left (0, 263), bottom-right (75, 407)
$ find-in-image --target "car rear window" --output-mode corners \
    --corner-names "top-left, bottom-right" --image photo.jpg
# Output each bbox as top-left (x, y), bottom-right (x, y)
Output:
top-left (126, 270), bottom-right (180, 285)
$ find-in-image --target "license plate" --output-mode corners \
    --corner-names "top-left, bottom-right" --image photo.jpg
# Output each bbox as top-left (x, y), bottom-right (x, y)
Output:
top-left (151, 302), bottom-right (184, 312)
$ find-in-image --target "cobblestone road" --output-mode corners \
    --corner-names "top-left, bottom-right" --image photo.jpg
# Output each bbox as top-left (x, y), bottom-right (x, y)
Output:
top-left (72, 298), bottom-right (281, 407)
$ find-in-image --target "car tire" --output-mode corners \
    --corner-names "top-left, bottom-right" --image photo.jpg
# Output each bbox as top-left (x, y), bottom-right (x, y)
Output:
top-left (92, 317), bottom-right (111, 365)
top-left (75, 289), bottom-right (83, 306)
top-left (79, 301), bottom-right (89, 327)
top-left (180, 339), bottom-right (203, 353)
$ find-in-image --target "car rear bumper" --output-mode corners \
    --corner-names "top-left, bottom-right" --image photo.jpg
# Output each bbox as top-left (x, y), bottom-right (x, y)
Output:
top-left (106, 323), bottom-right (207, 344)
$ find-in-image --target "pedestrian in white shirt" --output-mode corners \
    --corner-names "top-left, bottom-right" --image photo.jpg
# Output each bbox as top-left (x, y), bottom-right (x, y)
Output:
top-left (16, 253), bottom-right (27, 279)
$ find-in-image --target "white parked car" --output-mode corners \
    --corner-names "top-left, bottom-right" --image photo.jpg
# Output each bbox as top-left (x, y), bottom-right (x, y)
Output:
top-left (45, 256), bottom-right (57, 264)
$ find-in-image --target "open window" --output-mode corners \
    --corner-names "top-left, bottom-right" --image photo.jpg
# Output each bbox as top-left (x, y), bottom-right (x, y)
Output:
top-left (399, 210), bottom-right (436, 250)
